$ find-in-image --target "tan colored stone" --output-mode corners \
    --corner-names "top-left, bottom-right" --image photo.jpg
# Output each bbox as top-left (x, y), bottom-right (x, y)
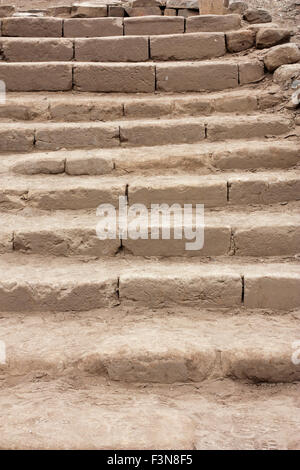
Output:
top-left (0, 38), bottom-right (73, 62)
top-left (74, 63), bottom-right (155, 92)
top-left (256, 28), bottom-right (291, 49)
top-left (125, 7), bottom-right (162, 16)
top-left (63, 17), bottom-right (123, 37)
top-left (108, 6), bottom-right (125, 17)
top-left (0, 126), bottom-right (34, 152)
top-left (0, 5), bottom-right (15, 17)
top-left (128, 175), bottom-right (227, 207)
top-left (198, 0), bottom-right (226, 15)
top-left (244, 8), bottom-right (272, 24)
top-left (156, 62), bottom-right (238, 92)
top-left (120, 118), bottom-right (205, 146)
top-left (35, 123), bottom-right (120, 151)
top-left (150, 32), bottom-right (226, 60)
top-left (75, 36), bottom-right (149, 62)
top-left (207, 115), bottom-right (289, 141)
top-left (245, 271), bottom-right (300, 310)
top-left (124, 16), bottom-right (184, 35)
top-left (120, 266), bottom-right (242, 307)
top-left (186, 14), bottom-right (241, 32)
top-left (71, 3), bottom-right (108, 18)
top-left (264, 44), bottom-right (300, 72)
top-left (0, 63), bottom-right (72, 91)
top-left (46, 6), bottom-right (71, 17)
top-left (164, 8), bottom-right (177, 16)
top-left (226, 30), bottom-right (255, 52)
top-left (177, 9), bottom-right (199, 17)
top-left (238, 60), bottom-right (264, 84)
top-left (1, 17), bottom-right (63, 37)
top-left (273, 64), bottom-right (300, 85)
top-left (229, 172), bottom-right (300, 205)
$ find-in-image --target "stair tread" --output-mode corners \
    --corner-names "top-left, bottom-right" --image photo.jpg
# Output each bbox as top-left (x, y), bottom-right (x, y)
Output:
top-left (1, 308), bottom-right (300, 384)
top-left (0, 377), bottom-right (299, 449)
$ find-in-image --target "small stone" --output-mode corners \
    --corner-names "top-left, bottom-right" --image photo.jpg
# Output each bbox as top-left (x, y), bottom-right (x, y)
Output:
top-left (71, 3), bottom-right (108, 18)
top-left (256, 28), bottom-right (291, 49)
top-left (228, 1), bottom-right (248, 15)
top-left (226, 30), bottom-right (255, 53)
top-left (0, 5), bottom-right (15, 17)
top-left (177, 8), bottom-right (199, 17)
top-left (46, 6), bottom-right (71, 17)
top-left (166, 0), bottom-right (198, 8)
top-left (108, 6), bottom-right (125, 17)
top-left (164, 8), bottom-right (177, 15)
top-left (244, 8), bottom-right (272, 24)
top-left (264, 44), bottom-right (300, 72)
top-left (125, 7), bottom-right (162, 16)
top-left (273, 64), bottom-right (300, 86)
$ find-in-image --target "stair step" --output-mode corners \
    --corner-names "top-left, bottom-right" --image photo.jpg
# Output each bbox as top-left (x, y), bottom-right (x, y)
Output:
top-left (0, 33), bottom-right (228, 62)
top-left (0, 256), bottom-right (299, 310)
top-left (1, 208), bottom-right (299, 258)
top-left (0, 60), bottom-right (264, 92)
top-left (1, 308), bottom-right (300, 382)
top-left (1, 171), bottom-right (299, 210)
top-left (9, 140), bottom-right (300, 176)
top-left (0, 115), bottom-right (291, 152)
top-left (0, 377), bottom-right (299, 449)
top-left (0, 89), bottom-right (280, 122)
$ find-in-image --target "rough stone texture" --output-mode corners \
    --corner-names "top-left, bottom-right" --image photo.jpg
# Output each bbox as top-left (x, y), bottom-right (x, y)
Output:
top-left (120, 119), bottom-right (206, 146)
top-left (0, 63), bottom-right (72, 91)
top-left (156, 62), bottom-right (238, 92)
top-left (226, 30), bottom-right (255, 52)
top-left (0, 127), bottom-right (34, 152)
top-left (125, 7), bottom-right (162, 16)
top-left (186, 14), bottom-right (241, 32)
top-left (1, 17), bottom-right (63, 37)
top-left (245, 271), bottom-right (300, 310)
top-left (71, 3), bottom-right (108, 18)
top-left (120, 266), bottom-right (242, 307)
top-left (128, 175), bottom-right (226, 207)
top-left (166, 0), bottom-right (198, 8)
top-left (108, 5), bottom-right (125, 17)
top-left (256, 28), bottom-right (291, 49)
top-left (164, 8), bottom-right (177, 15)
top-left (73, 63), bottom-right (156, 92)
top-left (228, 1), bottom-right (248, 14)
top-left (34, 123), bottom-right (120, 150)
top-left (177, 8), bottom-right (199, 17)
top-left (124, 16), bottom-right (184, 35)
top-left (150, 32), bottom-right (226, 60)
top-left (264, 44), bottom-right (300, 72)
top-left (64, 17), bottom-right (123, 37)
top-left (273, 63), bottom-right (300, 85)
top-left (244, 8), bottom-right (272, 24)
top-left (0, 5), bottom-right (15, 17)
top-left (46, 6), bottom-right (71, 17)
top-left (75, 36), bottom-right (148, 62)
top-left (0, 38), bottom-right (73, 62)
top-left (238, 60), bottom-right (264, 84)
top-left (198, 0), bottom-right (227, 14)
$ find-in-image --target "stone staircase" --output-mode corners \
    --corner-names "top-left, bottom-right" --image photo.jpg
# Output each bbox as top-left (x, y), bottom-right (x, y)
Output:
top-left (0, 12), bottom-right (300, 450)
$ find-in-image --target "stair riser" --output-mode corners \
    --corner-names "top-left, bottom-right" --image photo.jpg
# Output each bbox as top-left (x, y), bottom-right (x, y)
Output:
top-left (0, 34), bottom-right (227, 62)
top-left (0, 117), bottom-right (290, 153)
top-left (0, 272), bottom-right (299, 312)
top-left (2, 350), bottom-right (299, 384)
top-left (2, 225), bottom-right (298, 258)
top-left (11, 144), bottom-right (299, 176)
top-left (0, 61), bottom-right (264, 92)
top-left (0, 93), bottom-right (267, 123)
top-left (0, 15), bottom-right (241, 38)
top-left (1, 179), bottom-right (298, 210)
